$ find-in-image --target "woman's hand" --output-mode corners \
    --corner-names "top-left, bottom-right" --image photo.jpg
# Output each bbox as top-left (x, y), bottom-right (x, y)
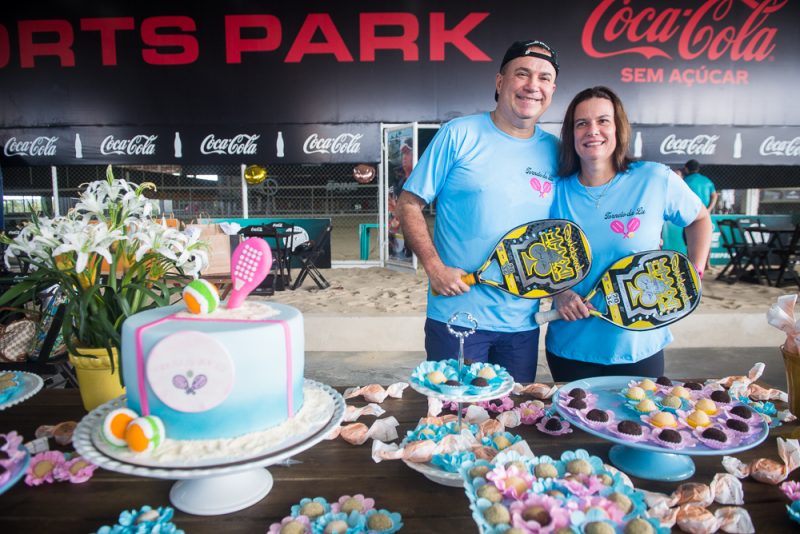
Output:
top-left (554, 290), bottom-right (592, 321)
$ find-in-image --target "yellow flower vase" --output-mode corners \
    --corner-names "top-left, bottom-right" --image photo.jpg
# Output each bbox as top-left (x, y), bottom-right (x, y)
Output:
top-left (68, 347), bottom-right (126, 412)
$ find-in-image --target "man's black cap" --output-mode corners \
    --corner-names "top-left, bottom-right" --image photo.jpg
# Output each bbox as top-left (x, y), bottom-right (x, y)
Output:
top-left (500, 40), bottom-right (559, 76)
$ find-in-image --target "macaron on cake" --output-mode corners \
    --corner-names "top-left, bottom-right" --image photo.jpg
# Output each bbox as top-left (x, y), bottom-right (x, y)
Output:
top-left (125, 416), bottom-right (166, 454)
top-left (101, 408), bottom-right (138, 447)
top-left (182, 279), bottom-right (220, 314)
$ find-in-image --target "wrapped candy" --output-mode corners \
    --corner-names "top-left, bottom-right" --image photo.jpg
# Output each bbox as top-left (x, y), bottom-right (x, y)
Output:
top-left (512, 382), bottom-right (558, 399)
top-left (767, 294), bottom-right (800, 354)
top-left (495, 409), bottom-right (522, 428)
top-left (371, 429), bottom-right (477, 463)
top-left (675, 504), bottom-right (754, 534)
top-left (342, 403), bottom-right (385, 422)
top-left (326, 417), bottom-right (399, 445)
top-left (343, 382), bottom-right (408, 403)
top-left (477, 418), bottom-right (506, 437)
top-left (427, 397), bottom-right (443, 417)
top-left (722, 437), bottom-right (800, 484)
top-left (641, 474), bottom-right (743, 509)
top-left (35, 421), bottom-right (78, 446)
top-left (463, 405), bottom-right (491, 424)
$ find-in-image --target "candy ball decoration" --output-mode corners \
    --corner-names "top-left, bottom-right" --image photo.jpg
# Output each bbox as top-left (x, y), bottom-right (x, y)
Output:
top-left (353, 164), bottom-right (376, 184)
top-left (102, 408), bottom-right (138, 447)
top-left (183, 279), bottom-right (220, 314)
top-left (125, 416), bottom-right (166, 453)
top-left (244, 164), bottom-right (267, 185)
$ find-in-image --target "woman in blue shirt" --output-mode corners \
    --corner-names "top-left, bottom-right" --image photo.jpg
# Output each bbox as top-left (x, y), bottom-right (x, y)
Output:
top-left (546, 86), bottom-right (712, 381)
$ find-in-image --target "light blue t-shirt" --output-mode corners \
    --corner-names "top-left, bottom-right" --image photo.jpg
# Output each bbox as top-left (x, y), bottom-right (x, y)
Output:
top-left (546, 161), bottom-right (703, 363)
top-left (684, 172), bottom-right (716, 207)
top-left (403, 112), bottom-right (558, 332)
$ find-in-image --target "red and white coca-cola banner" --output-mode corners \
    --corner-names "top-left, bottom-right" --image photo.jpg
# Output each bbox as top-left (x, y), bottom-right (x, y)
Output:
top-left (0, 0), bottom-right (797, 166)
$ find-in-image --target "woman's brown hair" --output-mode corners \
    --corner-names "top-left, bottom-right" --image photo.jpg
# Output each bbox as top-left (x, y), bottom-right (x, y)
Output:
top-left (558, 86), bottom-right (633, 177)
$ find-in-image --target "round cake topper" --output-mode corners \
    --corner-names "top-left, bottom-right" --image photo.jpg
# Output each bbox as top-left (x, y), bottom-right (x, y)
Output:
top-left (146, 331), bottom-right (234, 413)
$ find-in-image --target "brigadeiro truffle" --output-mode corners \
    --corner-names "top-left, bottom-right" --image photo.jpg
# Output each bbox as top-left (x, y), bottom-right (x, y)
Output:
top-left (587, 409), bottom-right (609, 422)
top-left (657, 428), bottom-right (682, 443)
top-left (730, 405), bottom-right (753, 419)
top-left (544, 418), bottom-right (563, 432)
top-left (617, 420), bottom-right (642, 436)
top-left (701, 427), bottom-right (727, 442)
top-left (710, 390), bottom-right (731, 403)
top-left (656, 376), bottom-right (673, 386)
top-left (569, 387), bottom-right (587, 399)
top-left (726, 419), bottom-right (750, 433)
top-left (445, 379), bottom-right (461, 386)
top-left (567, 398), bottom-right (587, 409)
top-left (683, 381), bottom-right (703, 390)
top-left (471, 377), bottom-right (489, 387)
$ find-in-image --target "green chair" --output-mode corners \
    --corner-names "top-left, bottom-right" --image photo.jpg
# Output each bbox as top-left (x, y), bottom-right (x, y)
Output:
top-left (359, 223), bottom-right (379, 260)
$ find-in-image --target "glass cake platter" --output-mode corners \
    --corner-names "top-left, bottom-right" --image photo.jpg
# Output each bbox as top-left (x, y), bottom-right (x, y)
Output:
top-left (74, 379), bottom-right (345, 515)
top-left (554, 376), bottom-right (769, 481)
top-left (0, 372), bottom-right (44, 411)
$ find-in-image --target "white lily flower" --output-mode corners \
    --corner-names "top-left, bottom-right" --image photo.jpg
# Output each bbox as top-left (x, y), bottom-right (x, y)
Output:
top-left (53, 224), bottom-right (125, 273)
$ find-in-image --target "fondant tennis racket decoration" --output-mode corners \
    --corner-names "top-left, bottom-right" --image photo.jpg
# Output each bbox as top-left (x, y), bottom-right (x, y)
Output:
top-left (434, 219), bottom-right (592, 299)
top-left (535, 250), bottom-right (701, 330)
top-left (227, 237), bottom-right (272, 309)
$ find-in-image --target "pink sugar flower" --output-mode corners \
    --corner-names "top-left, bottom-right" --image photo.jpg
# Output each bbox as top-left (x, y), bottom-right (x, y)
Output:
top-left (486, 464), bottom-right (534, 499)
top-left (268, 515), bottom-right (311, 534)
top-left (782, 480), bottom-right (800, 501)
top-left (518, 401), bottom-right (545, 424)
top-left (25, 450), bottom-right (65, 486)
top-left (331, 494), bottom-right (376, 514)
top-left (55, 456), bottom-right (98, 483)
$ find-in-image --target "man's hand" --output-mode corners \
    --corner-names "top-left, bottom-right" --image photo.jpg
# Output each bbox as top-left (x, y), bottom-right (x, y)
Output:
top-left (428, 264), bottom-right (470, 297)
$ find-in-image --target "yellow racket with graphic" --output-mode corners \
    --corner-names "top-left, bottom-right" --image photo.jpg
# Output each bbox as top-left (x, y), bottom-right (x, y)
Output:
top-left (535, 250), bottom-right (701, 329)
top-left (435, 219), bottom-right (592, 299)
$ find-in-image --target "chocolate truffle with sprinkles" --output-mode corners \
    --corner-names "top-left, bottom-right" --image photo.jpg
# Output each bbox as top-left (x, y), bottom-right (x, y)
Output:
top-left (683, 381), bottom-right (703, 390)
top-left (617, 420), bottom-right (642, 436)
top-left (471, 377), bottom-right (489, 387)
top-left (656, 376), bottom-right (673, 386)
top-left (567, 398), bottom-right (587, 409)
top-left (657, 428), bottom-right (682, 443)
top-left (586, 409), bottom-right (609, 422)
top-left (730, 405), bottom-right (753, 419)
top-left (726, 419), bottom-right (750, 433)
top-left (710, 390), bottom-right (731, 403)
top-left (701, 427), bottom-right (727, 442)
top-left (544, 417), bottom-right (563, 431)
top-left (569, 387), bottom-right (587, 399)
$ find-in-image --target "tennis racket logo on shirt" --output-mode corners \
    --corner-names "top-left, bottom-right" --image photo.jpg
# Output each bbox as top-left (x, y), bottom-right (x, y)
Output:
top-left (610, 217), bottom-right (640, 239)
top-left (529, 177), bottom-right (553, 198)
top-left (535, 250), bottom-right (701, 330)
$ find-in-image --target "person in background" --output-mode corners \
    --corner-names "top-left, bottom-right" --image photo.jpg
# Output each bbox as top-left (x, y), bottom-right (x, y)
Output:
top-left (682, 159), bottom-right (718, 269)
top-left (397, 39), bottom-right (561, 383)
top-left (546, 86), bottom-right (712, 382)
top-left (388, 138), bottom-right (414, 259)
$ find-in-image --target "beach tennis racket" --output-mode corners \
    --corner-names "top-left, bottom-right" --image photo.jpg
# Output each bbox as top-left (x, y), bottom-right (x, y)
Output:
top-left (535, 250), bottom-right (701, 330)
top-left (434, 219), bottom-right (592, 299)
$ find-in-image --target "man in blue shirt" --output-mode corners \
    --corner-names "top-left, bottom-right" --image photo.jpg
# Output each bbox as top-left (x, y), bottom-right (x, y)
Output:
top-left (683, 159), bottom-right (717, 270)
top-left (396, 40), bottom-right (561, 382)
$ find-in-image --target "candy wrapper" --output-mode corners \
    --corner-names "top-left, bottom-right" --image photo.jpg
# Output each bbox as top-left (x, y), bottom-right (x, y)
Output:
top-left (768, 294), bottom-right (800, 354)
top-left (512, 382), bottom-right (558, 399)
top-left (675, 504), bottom-right (754, 534)
top-left (641, 473), bottom-right (744, 510)
top-left (326, 417), bottom-right (399, 445)
top-left (342, 403), bottom-right (385, 422)
top-left (35, 421), bottom-right (78, 446)
top-left (722, 437), bottom-right (800, 484)
top-left (371, 429), bottom-right (478, 463)
top-left (343, 382), bottom-right (408, 403)
top-left (706, 362), bottom-right (788, 403)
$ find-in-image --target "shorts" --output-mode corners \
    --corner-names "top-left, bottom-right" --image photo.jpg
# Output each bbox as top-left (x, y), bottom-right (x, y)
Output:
top-left (424, 318), bottom-right (540, 383)
top-left (545, 350), bottom-right (665, 383)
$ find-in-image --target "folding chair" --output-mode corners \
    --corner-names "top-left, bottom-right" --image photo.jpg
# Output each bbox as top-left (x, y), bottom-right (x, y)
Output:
top-left (715, 219), bottom-right (770, 284)
top-left (291, 224), bottom-right (332, 290)
top-left (773, 224), bottom-right (800, 288)
top-left (0, 289), bottom-right (78, 389)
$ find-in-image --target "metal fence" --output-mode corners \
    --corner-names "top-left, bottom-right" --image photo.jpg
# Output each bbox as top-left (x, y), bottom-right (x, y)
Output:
top-left (2, 163), bottom-right (383, 262)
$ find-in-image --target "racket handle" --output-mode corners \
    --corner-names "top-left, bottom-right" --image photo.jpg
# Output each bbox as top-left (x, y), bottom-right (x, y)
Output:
top-left (535, 308), bottom-right (562, 325)
top-left (431, 273), bottom-right (478, 296)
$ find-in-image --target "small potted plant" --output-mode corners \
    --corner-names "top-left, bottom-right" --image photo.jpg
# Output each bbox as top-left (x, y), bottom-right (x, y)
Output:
top-left (0, 166), bottom-right (209, 410)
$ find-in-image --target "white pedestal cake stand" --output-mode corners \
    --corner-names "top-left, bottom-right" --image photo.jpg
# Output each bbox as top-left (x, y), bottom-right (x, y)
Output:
top-left (74, 379), bottom-right (345, 515)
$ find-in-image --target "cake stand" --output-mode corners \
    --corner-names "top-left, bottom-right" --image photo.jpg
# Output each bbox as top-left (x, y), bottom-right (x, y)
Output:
top-left (0, 372), bottom-right (44, 411)
top-left (554, 376), bottom-right (769, 481)
top-left (404, 312), bottom-right (514, 486)
top-left (74, 379), bottom-right (345, 515)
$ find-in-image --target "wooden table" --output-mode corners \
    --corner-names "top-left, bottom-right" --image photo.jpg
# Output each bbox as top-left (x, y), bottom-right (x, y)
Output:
top-left (1, 388), bottom-right (798, 533)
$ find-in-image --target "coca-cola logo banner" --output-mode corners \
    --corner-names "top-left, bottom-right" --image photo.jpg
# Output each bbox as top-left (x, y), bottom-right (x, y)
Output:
top-left (0, 1), bottom-right (797, 166)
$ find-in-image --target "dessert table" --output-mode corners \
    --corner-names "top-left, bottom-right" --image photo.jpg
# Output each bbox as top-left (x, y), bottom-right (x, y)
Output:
top-left (0, 387), bottom-right (798, 533)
